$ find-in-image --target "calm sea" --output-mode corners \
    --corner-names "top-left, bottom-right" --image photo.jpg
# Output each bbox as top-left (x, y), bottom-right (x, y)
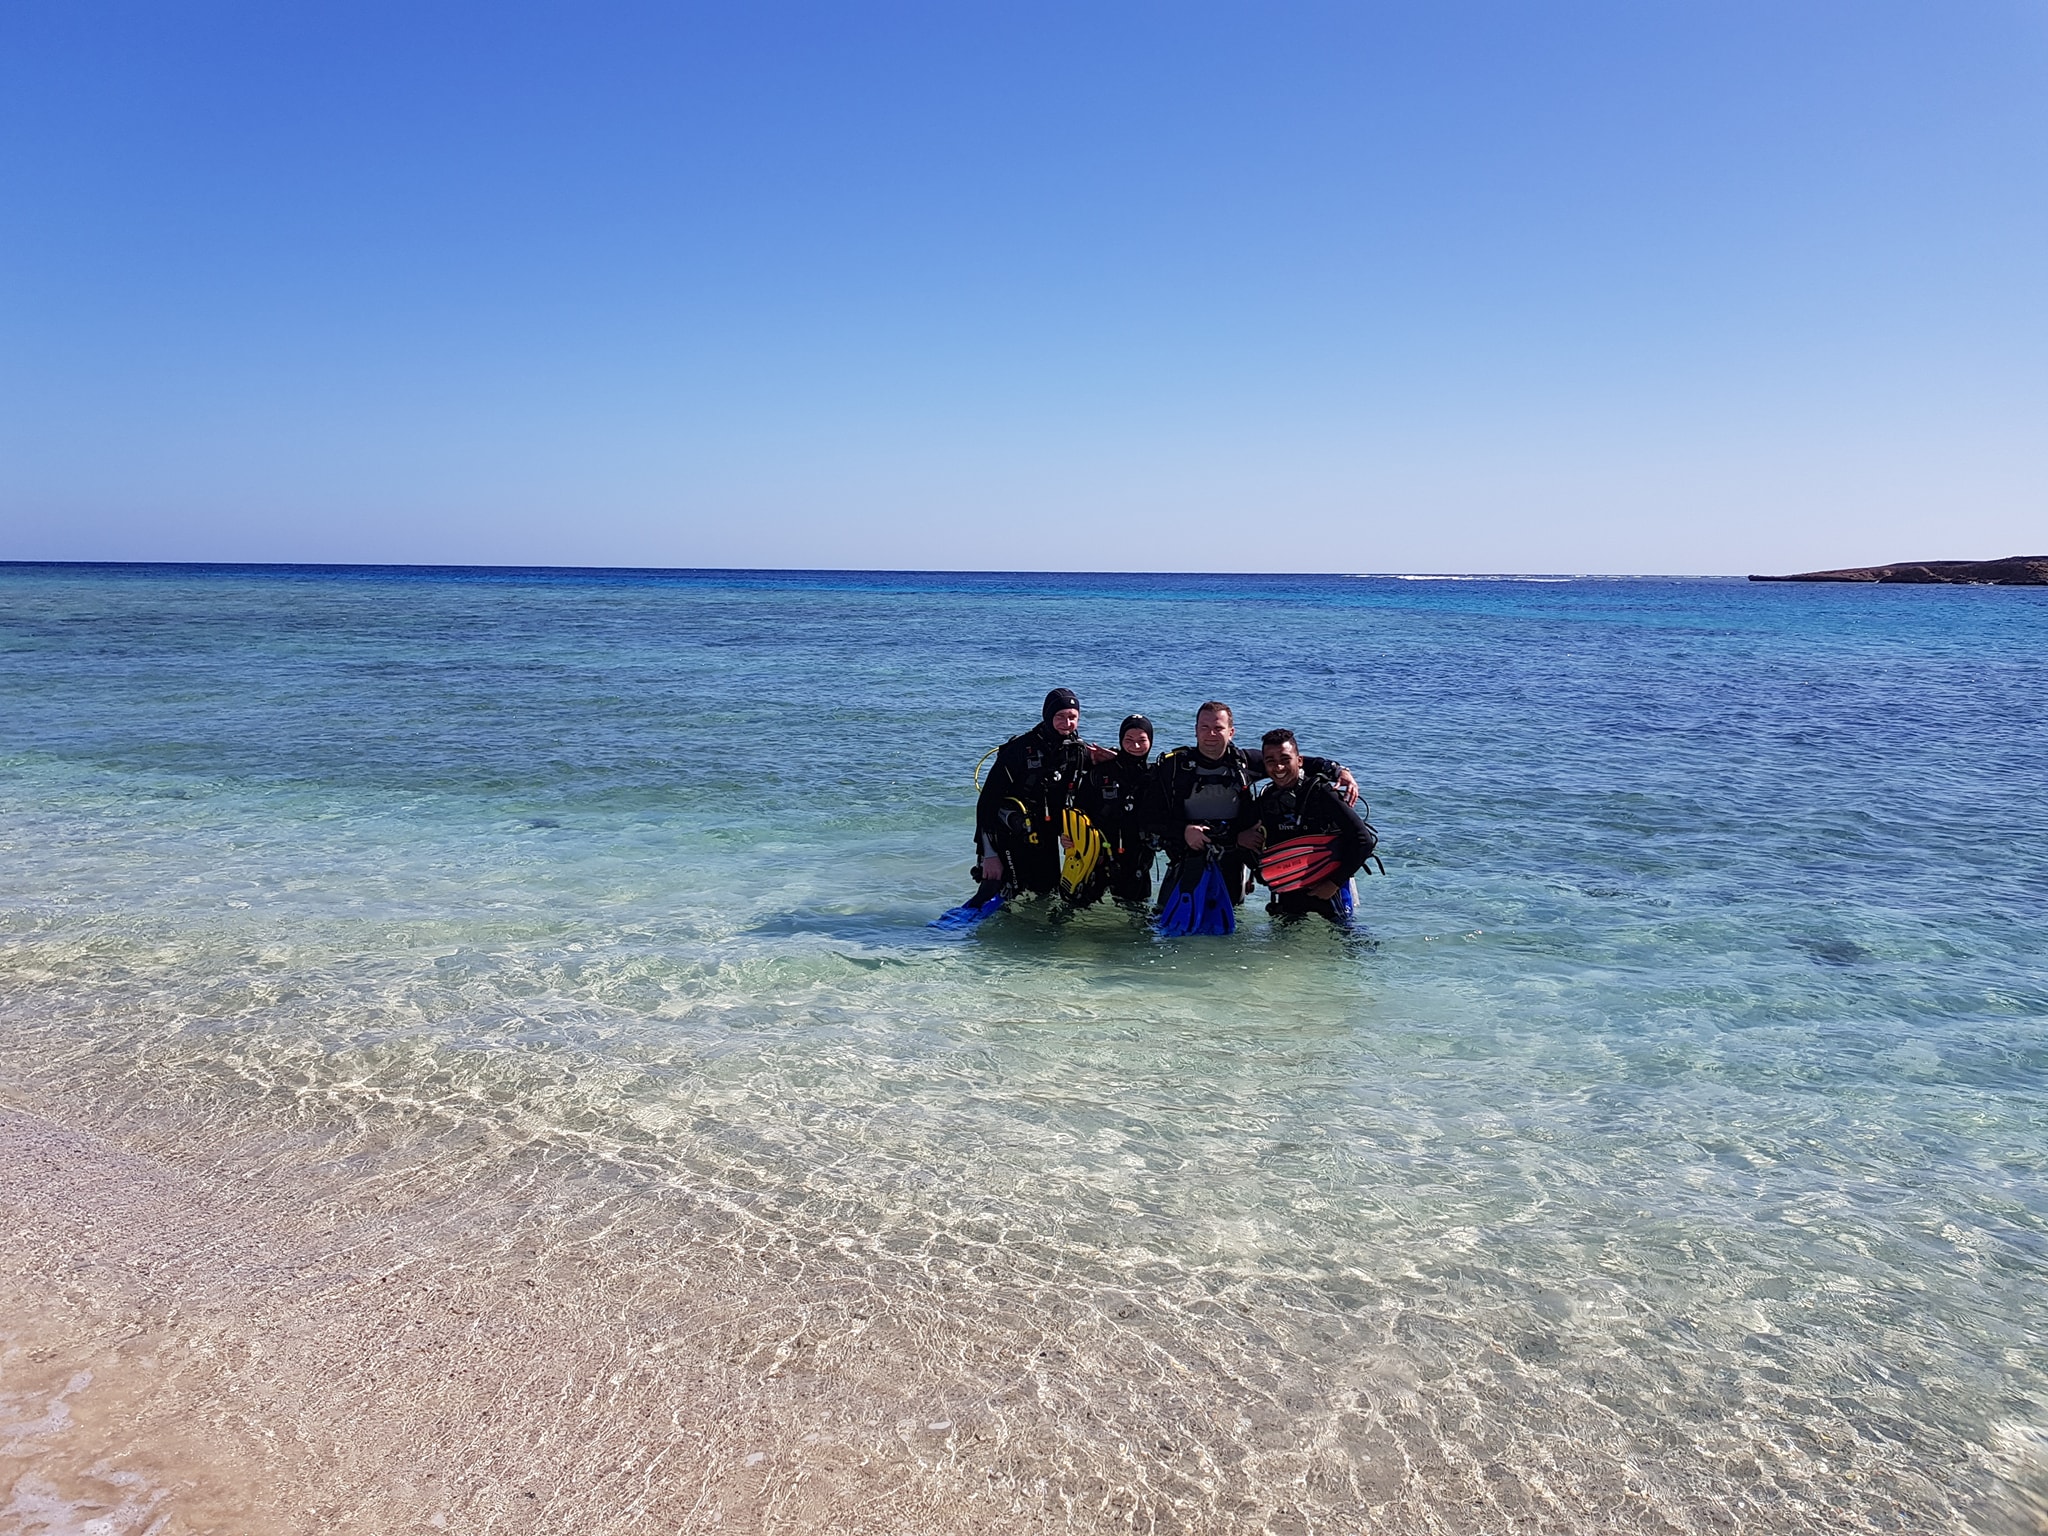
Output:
top-left (2, 563), bottom-right (2045, 1532)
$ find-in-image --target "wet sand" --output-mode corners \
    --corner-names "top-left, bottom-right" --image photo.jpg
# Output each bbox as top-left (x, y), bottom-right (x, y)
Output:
top-left (10, 1077), bottom-right (2047, 1534)
top-left (0, 1094), bottom-right (1063, 1535)
top-left (19, 1078), bottom-right (2043, 1536)
top-left (10, 1073), bottom-right (1506, 1536)
top-left (0, 1076), bottom-right (1676, 1536)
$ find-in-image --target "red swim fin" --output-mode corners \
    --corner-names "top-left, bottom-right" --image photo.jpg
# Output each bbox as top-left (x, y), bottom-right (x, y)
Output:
top-left (1257, 833), bottom-right (1343, 893)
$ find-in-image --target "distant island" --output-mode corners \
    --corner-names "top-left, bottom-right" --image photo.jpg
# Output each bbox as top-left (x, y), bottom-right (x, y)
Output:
top-left (1749, 555), bottom-right (2048, 585)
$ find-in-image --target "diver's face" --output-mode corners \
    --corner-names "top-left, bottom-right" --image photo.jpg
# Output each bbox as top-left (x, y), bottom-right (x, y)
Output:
top-left (1263, 739), bottom-right (1304, 787)
top-left (1195, 707), bottom-right (1233, 758)
top-left (1121, 726), bottom-right (1152, 757)
top-left (1050, 707), bottom-right (1080, 737)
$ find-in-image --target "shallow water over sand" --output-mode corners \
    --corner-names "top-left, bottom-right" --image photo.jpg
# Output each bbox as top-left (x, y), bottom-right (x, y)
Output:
top-left (2, 565), bottom-right (2046, 1532)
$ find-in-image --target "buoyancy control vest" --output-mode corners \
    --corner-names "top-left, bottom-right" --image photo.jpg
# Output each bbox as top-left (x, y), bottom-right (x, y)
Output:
top-left (975, 724), bottom-right (1099, 854)
top-left (1149, 744), bottom-right (1261, 841)
top-left (1083, 750), bottom-right (1154, 854)
top-left (1253, 773), bottom-right (1378, 867)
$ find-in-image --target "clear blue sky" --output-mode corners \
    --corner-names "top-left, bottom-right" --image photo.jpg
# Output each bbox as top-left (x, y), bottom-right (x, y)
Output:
top-left (4, 2), bottom-right (2044, 573)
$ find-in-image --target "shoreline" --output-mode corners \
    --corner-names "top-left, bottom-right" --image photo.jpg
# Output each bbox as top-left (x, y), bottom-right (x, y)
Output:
top-left (1748, 554), bottom-right (2048, 585)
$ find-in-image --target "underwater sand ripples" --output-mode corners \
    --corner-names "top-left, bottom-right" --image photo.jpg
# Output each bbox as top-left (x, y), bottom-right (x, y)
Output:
top-left (4, 936), bottom-right (2028, 1531)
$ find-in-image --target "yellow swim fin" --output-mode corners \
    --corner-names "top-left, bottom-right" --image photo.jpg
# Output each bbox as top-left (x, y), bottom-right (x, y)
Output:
top-left (1058, 808), bottom-right (1107, 901)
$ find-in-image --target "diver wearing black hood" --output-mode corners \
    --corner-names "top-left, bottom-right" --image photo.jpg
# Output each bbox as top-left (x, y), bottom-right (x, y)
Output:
top-left (1081, 713), bottom-right (1162, 904)
top-left (974, 688), bottom-right (1109, 897)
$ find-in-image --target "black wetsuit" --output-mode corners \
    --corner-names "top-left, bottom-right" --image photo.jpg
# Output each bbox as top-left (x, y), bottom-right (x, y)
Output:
top-left (1250, 775), bottom-right (1376, 922)
top-left (974, 724), bottom-right (1106, 897)
top-left (1081, 748), bottom-right (1158, 904)
top-left (1145, 745), bottom-right (1344, 911)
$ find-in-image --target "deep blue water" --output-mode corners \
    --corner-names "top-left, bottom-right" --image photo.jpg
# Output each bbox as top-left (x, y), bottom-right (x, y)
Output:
top-left (3, 563), bottom-right (2045, 1530)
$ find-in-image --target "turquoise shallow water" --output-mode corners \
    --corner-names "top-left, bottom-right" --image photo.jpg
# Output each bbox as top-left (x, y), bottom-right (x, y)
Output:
top-left (2, 564), bottom-right (2046, 1529)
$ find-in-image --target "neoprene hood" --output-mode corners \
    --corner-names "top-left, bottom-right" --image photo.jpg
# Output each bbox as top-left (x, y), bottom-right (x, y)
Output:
top-left (1041, 687), bottom-right (1080, 725)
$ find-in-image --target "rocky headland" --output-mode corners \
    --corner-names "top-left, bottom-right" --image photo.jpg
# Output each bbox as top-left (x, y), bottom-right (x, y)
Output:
top-left (1749, 555), bottom-right (2048, 585)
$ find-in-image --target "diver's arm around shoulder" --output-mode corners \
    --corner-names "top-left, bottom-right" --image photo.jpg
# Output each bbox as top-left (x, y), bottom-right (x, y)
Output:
top-left (1311, 780), bottom-right (1373, 861)
top-left (1295, 755), bottom-right (1358, 804)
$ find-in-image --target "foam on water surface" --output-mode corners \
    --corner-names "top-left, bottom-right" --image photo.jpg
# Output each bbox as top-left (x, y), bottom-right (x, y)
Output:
top-left (1, 565), bottom-right (2045, 1531)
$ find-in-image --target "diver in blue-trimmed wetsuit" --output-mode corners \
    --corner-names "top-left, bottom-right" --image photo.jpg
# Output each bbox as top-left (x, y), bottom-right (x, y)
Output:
top-left (1239, 729), bottom-right (1376, 925)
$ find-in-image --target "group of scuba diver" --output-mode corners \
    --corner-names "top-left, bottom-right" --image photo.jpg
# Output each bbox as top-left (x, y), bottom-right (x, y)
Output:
top-left (934, 688), bottom-right (1381, 936)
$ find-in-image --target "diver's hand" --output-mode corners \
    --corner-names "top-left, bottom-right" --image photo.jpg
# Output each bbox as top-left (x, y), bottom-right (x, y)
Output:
top-left (1237, 826), bottom-right (1266, 852)
top-left (1308, 879), bottom-right (1340, 900)
top-left (1184, 825), bottom-right (1210, 851)
top-left (1335, 767), bottom-right (1359, 805)
top-left (1058, 835), bottom-right (1074, 852)
top-left (980, 855), bottom-right (1003, 882)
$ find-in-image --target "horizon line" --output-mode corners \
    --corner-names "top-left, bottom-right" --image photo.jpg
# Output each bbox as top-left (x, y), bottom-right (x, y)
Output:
top-left (0, 559), bottom-right (1770, 582)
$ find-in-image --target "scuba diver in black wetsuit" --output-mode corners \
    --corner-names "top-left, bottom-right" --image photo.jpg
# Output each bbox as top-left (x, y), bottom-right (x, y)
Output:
top-left (974, 688), bottom-right (1112, 900)
top-left (1144, 701), bottom-right (1356, 923)
top-left (1239, 729), bottom-right (1378, 925)
top-left (1081, 714), bottom-right (1161, 906)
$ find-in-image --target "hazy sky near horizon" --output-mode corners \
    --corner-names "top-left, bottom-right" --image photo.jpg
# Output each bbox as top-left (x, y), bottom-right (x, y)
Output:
top-left (4, 2), bottom-right (2045, 574)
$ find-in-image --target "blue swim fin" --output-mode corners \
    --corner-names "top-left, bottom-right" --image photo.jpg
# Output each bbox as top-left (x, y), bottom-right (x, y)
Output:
top-left (1189, 860), bottom-right (1236, 935)
top-left (1155, 872), bottom-right (1198, 936)
top-left (1324, 880), bottom-right (1355, 928)
top-left (931, 880), bottom-right (1006, 930)
top-left (1159, 860), bottom-right (1233, 936)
